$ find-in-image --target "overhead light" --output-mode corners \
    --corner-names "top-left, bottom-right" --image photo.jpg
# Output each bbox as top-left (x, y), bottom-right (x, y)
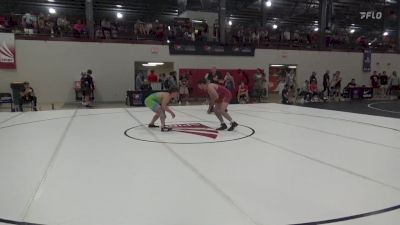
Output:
top-left (272, 24), bottom-right (278, 29)
top-left (148, 62), bottom-right (164, 66)
top-left (142, 64), bottom-right (157, 67)
top-left (167, 40), bottom-right (170, 43)
top-left (314, 27), bottom-right (319, 32)
top-left (192, 19), bottom-right (203, 23)
top-left (288, 66), bottom-right (297, 69)
top-left (116, 4), bottom-right (122, 8)
top-left (350, 29), bottom-right (355, 33)
top-left (383, 31), bottom-right (389, 36)
top-left (48, 8), bottom-right (56, 14)
top-left (266, 0), bottom-right (272, 7)
top-left (270, 65), bottom-right (284, 67)
top-left (228, 20), bottom-right (232, 26)
top-left (116, 12), bottom-right (123, 19)
top-left (48, 0), bottom-right (54, 2)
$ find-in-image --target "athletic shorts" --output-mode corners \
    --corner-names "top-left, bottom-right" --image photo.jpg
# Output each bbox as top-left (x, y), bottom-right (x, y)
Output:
top-left (216, 91), bottom-right (232, 104)
top-left (144, 97), bottom-right (160, 112)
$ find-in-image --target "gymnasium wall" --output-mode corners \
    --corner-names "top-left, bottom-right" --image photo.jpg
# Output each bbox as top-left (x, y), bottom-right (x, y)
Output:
top-left (0, 40), bottom-right (399, 103)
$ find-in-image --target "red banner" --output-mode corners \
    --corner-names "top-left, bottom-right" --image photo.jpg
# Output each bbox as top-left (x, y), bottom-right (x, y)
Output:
top-left (179, 68), bottom-right (262, 98)
top-left (0, 33), bottom-right (16, 69)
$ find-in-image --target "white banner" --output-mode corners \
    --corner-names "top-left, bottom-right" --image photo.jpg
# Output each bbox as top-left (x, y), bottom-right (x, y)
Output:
top-left (0, 33), bottom-right (16, 69)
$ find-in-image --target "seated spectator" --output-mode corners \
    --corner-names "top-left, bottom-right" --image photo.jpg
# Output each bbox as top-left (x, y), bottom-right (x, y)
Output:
top-left (298, 80), bottom-right (312, 102)
top-left (57, 15), bottom-right (70, 37)
top-left (73, 20), bottom-right (85, 38)
top-left (237, 81), bottom-right (249, 103)
top-left (346, 79), bottom-right (357, 89)
top-left (309, 80), bottom-right (324, 101)
top-left (135, 73), bottom-right (144, 91)
top-left (37, 13), bottom-right (46, 34)
top-left (19, 82), bottom-right (38, 111)
top-left (147, 70), bottom-right (158, 83)
top-left (309, 71), bottom-right (317, 84)
top-left (101, 18), bottom-right (111, 39)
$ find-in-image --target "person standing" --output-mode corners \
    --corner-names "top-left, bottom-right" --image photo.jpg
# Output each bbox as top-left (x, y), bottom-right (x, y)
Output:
top-left (370, 71), bottom-right (380, 98)
top-left (379, 71), bottom-right (389, 98)
top-left (178, 75), bottom-right (190, 105)
top-left (148, 70), bottom-right (159, 83)
top-left (81, 71), bottom-right (94, 107)
top-left (322, 70), bottom-right (330, 97)
top-left (388, 71), bottom-right (399, 96)
top-left (224, 72), bottom-right (236, 93)
top-left (254, 69), bottom-right (265, 102)
top-left (309, 71), bottom-right (317, 84)
top-left (198, 79), bottom-right (238, 131)
top-left (331, 71), bottom-right (342, 101)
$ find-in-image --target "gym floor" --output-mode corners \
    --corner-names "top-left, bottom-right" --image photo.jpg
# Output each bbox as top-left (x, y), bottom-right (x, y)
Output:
top-left (0, 103), bottom-right (399, 225)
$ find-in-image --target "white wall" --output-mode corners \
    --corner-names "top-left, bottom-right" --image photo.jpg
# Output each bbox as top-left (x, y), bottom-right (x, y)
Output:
top-left (0, 39), bottom-right (399, 103)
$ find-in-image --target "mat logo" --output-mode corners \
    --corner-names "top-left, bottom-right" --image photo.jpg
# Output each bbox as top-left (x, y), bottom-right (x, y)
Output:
top-left (0, 41), bottom-right (14, 63)
top-left (360, 11), bottom-right (382, 20)
top-left (171, 123), bottom-right (218, 139)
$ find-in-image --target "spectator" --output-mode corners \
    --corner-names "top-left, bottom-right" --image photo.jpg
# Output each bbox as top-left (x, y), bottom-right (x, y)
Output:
top-left (237, 81), bottom-right (249, 103)
top-left (37, 13), bottom-right (46, 34)
top-left (298, 80), bottom-right (312, 102)
top-left (73, 20), bottom-right (85, 38)
top-left (22, 12), bottom-right (36, 35)
top-left (101, 18), bottom-right (111, 39)
top-left (379, 71), bottom-right (389, 97)
top-left (282, 84), bottom-right (290, 104)
top-left (205, 66), bottom-right (222, 84)
top-left (224, 72), bottom-right (236, 92)
top-left (254, 69), bottom-right (265, 102)
top-left (81, 70), bottom-right (95, 107)
top-left (140, 79), bottom-right (153, 103)
top-left (309, 72), bottom-right (317, 84)
top-left (346, 79), bottom-right (357, 88)
top-left (322, 70), bottom-right (330, 97)
top-left (140, 79), bottom-right (152, 92)
top-left (331, 71), bottom-right (342, 100)
top-left (388, 71), bottom-right (399, 95)
top-left (19, 82), bottom-right (38, 111)
top-left (238, 69), bottom-right (249, 85)
top-left (147, 70), bottom-right (158, 83)
top-left (370, 71), bottom-right (380, 97)
top-left (57, 15), bottom-right (70, 37)
top-left (309, 80), bottom-right (323, 101)
top-left (178, 75), bottom-right (189, 105)
top-left (135, 73), bottom-right (144, 90)
top-left (159, 73), bottom-right (166, 90)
